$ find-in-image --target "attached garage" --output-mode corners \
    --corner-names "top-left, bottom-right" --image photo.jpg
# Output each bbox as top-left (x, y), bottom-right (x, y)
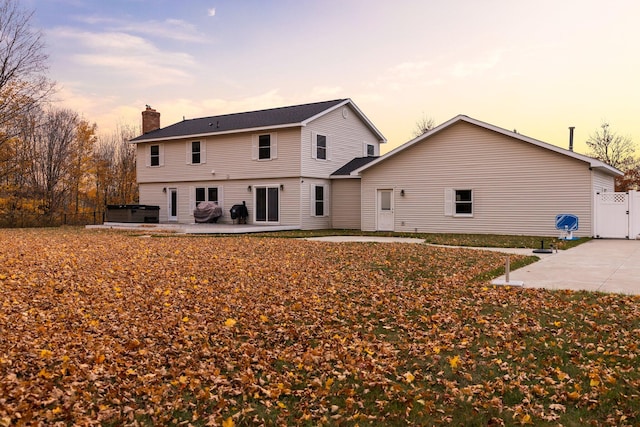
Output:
top-left (352, 115), bottom-right (623, 237)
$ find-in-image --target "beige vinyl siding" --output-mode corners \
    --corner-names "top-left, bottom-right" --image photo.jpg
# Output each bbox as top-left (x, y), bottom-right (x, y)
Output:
top-left (593, 170), bottom-right (615, 193)
top-left (247, 178), bottom-right (300, 226)
top-left (302, 105), bottom-right (381, 178)
top-left (300, 178), bottom-right (331, 229)
top-left (361, 121), bottom-right (594, 237)
top-left (136, 128), bottom-right (302, 184)
top-left (331, 179), bottom-right (362, 229)
top-left (139, 178), bottom-right (301, 226)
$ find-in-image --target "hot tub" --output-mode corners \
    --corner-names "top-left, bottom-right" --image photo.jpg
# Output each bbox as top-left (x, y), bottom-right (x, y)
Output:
top-left (106, 205), bottom-right (160, 223)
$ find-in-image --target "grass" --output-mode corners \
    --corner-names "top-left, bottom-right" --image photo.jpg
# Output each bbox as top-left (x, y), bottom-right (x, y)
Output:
top-left (150, 227), bottom-right (589, 250)
top-left (0, 228), bottom-right (635, 426)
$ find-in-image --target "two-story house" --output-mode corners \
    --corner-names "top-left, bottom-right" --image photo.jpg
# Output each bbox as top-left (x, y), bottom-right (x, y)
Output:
top-left (130, 99), bottom-right (386, 229)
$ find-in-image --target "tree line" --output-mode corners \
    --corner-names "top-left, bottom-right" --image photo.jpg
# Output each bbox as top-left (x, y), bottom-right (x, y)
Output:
top-left (0, 0), bottom-right (137, 227)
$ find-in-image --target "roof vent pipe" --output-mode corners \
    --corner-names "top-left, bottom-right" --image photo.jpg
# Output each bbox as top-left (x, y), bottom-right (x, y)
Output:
top-left (568, 126), bottom-right (575, 151)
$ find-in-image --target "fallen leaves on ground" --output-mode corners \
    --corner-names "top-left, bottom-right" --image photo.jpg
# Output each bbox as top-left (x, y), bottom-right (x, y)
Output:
top-left (0, 228), bottom-right (638, 426)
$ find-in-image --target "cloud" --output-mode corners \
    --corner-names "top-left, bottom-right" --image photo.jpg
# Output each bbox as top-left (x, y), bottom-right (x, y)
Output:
top-left (451, 50), bottom-right (504, 78)
top-left (208, 8), bottom-right (216, 17)
top-left (48, 27), bottom-right (196, 87)
top-left (74, 15), bottom-right (207, 43)
top-left (370, 60), bottom-right (442, 91)
top-left (308, 86), bottom-right (344, 99)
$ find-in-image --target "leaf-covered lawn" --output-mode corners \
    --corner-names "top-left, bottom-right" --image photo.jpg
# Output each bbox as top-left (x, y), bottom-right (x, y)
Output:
top-left (0, 228), bottom-right (638, 426)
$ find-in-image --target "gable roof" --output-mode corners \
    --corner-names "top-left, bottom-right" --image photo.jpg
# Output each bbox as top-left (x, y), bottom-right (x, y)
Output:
top-left (331, 156), bottom-right (379, 177)
top-left (131, 99), bottom-right (387, 143)
top-left (353, 114), bottom-right (623, 177)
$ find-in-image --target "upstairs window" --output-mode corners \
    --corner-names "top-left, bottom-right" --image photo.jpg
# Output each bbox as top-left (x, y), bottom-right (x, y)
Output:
top-left (312, 132), bottom-right (329, 160)
top-left (259, 135), bottom-right (270, 160)
top-left (150, 145), bottom-right (160, 166)
top-left (366, 143), bottom-right (375, 157)
top-left (316, 134), bottom-right (327, 160)
top-left (191, 141), bottom-right (201, 164)
top-left (148, 144), bottom-right (163, 167)
top-left (252, 133), bottom-right (277, 160)
top-left (187, 141), bottom-right (205, 164)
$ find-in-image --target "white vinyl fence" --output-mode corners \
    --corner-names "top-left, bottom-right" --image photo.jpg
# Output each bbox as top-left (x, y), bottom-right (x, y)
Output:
top-left (594, 190), bottom-right (640, 239)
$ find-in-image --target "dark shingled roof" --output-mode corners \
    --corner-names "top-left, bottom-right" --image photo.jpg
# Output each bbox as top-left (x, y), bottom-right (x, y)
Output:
top-left (131, 99), bottom-right (348, 142)
top-left (331, 156), bottom-right (379, 176)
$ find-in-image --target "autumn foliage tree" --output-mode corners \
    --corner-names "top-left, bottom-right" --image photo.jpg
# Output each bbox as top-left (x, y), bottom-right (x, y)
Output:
top-left (93, 124), bottom-right (139, 207)
top-left (0, 0), bottom-right (140, 227)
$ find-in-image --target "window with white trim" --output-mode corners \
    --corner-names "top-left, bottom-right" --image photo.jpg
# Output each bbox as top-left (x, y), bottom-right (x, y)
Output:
top-left (316, 134), bottom-right (327, 160)
top-left (195, 187), bottom-right (219, 207)
top-left (455, 189), bottom-right (473, 216)
top-left (366, 143), bottom-right (375, 157)
top-left (312, 132), bottom-right (329, 160)
top-left (259, 135), bottom-right (270, 159)
top-left (148, 144), bottom-right (163, 167)
top-left (186, 141), bottom-right (206, 164)
top-left (315, 185), bottom-right (324, 216)
top-left (150, 145), bottom-right (160, 166)
top-left (311, 184), bottom-right (328, 217)
top-left (252, 133), bottom-right (277, 160)
top-left (191, 141), bottom-right (201, 164)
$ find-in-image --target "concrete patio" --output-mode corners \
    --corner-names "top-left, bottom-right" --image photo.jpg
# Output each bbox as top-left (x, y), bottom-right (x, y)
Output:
top-left (87, 222), bottom-right (299, 234)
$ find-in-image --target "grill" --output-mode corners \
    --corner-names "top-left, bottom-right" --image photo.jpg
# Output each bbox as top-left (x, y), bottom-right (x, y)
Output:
top-left (229, 202), bottom-right (249, 224)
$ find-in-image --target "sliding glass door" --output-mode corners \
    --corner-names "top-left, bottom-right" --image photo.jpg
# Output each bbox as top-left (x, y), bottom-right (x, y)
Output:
top-left (255, 186), bottom-right (279, 223)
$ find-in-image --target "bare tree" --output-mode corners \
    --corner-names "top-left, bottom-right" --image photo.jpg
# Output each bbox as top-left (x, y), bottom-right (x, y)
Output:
top-left (94, 123), bottom-right (139, 208)
top-left (0, 0), bottom-right (53, 147)
top-left (412, 113), bottom-right (436, 138)
top-left (586, 122), bottom-right (636, 171)
top-left (18, 107), bottom-right (78, 218)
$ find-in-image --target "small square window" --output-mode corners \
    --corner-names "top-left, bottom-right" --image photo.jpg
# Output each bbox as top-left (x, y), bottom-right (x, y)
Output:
top-left (367, 144), bottom-right (375, 156)
top-left (258, 135), bottom-right (271, 160)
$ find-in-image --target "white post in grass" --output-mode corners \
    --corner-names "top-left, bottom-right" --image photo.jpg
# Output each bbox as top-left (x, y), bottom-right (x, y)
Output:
top-left (490, 254), bottom-right (524, 287)
top-left (505, 255), bottom-right (510, 283)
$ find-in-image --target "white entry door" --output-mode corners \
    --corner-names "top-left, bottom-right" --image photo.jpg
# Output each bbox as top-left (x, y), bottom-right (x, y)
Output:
top-left (377, 189), bottom-right (394, 231)
top-left (168, 188), bottom-right (178, 221)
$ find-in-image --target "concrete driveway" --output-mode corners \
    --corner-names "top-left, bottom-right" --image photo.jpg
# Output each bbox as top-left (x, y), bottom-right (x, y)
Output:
top-left (495, 239), bottom-right (640, 295)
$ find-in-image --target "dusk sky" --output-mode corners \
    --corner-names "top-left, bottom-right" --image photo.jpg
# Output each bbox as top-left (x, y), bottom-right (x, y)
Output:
top-left (27, 0), bottom-right (639, 155)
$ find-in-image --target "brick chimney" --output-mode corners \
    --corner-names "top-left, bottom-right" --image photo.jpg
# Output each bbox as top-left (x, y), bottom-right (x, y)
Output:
top-left (142, 105), bottom-right (160, 134)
